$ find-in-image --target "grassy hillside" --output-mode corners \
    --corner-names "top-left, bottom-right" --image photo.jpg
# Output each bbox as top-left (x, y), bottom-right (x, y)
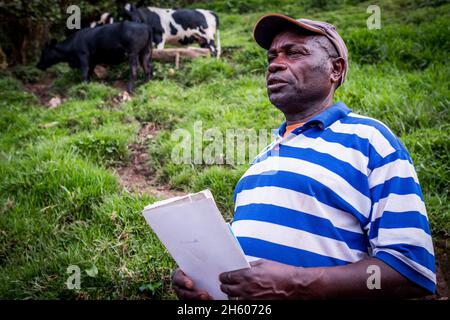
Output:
top-left (0, 0), bottom-right (449, 299)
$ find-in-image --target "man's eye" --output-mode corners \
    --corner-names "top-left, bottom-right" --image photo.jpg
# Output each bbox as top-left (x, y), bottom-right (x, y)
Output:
top-left (288, 50), bottom-right (304, 57)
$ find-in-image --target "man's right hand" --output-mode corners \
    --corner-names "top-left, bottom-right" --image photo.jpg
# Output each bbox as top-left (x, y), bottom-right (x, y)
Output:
top-left (172, 268), bottom-right (212, 300)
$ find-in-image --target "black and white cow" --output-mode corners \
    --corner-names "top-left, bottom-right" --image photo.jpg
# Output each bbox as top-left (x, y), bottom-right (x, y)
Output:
top-left (64, 12), bottom-right (115, 37)
top-left (37, 21), bottom-right (154, 92)
top-left (124, 3), bottom-right (221, 57)
top-left (89, 12), bottom-right (115, 28)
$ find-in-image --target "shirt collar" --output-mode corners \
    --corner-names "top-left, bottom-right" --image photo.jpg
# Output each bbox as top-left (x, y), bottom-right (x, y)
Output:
top-left (277, 101), bottom-right (351, 137)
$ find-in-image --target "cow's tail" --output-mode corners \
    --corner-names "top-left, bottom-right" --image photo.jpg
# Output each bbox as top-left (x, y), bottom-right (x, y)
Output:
top-left (147, 26), bottom-right (154, 59)
top-left (216, 30), bottom-right (221, 59)
top-left (211, 11), bottom-right (221, 59)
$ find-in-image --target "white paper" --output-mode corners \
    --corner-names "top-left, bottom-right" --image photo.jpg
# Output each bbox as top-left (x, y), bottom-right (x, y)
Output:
top-left (142, 190), bottom-right (250, 300)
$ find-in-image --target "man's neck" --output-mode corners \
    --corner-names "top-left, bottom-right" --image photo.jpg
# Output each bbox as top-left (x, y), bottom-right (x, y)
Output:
top-left (284, 94), bottom-right (334, 125)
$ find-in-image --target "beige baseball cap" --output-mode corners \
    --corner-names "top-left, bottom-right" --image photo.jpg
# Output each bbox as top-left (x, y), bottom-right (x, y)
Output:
top-left (253, 13), bottom-right (348, 86)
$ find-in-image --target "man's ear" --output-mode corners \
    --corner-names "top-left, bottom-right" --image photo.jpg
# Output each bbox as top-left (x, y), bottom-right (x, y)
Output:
top-left (330, 57), bottom-right (345, 85)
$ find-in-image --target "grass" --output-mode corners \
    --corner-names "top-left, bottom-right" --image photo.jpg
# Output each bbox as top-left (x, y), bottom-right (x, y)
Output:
top-left (0, 0), bottom-right (449, 299)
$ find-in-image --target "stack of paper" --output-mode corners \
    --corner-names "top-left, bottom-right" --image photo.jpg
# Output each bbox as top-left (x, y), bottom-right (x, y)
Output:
top-left (142, 189), bottom-right (250, 299)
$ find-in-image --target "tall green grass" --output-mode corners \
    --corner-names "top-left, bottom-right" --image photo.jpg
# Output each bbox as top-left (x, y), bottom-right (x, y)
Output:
top-left (0, 0), bottom-right (448, 299)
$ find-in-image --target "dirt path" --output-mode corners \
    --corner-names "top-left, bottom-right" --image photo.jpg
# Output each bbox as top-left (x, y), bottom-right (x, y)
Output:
top-left (114, 122), bottom-right (184, 199)
top-left (23, 73), bottom-right (56, 105)
top-left (22, 73), bottom-right (182, 199)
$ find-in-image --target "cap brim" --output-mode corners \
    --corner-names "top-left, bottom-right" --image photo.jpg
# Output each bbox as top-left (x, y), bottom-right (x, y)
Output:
top-left (253, 13), bottom-right (325, 50)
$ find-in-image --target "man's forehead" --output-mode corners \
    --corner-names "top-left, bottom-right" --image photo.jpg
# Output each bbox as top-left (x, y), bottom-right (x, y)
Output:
top-left (269, 30), bottom-right (320, 49)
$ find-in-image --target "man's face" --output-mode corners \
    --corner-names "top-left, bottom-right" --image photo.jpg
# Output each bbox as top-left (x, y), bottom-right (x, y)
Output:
top-left (266, 30), bottom-right (334, 114)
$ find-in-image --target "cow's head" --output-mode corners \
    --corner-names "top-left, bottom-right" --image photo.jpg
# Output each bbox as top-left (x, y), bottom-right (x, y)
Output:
top-left (36, 39), bottom-right (63, 70)
top-left (123, 3), bottom-right (164, 47)
top-left (123, 3), bottom-right (142, 23)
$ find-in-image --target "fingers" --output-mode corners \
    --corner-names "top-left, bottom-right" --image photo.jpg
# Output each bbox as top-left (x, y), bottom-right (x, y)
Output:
top-left (172, 268), bottom-right (193, 289)
top-left (220, 259), bottom-right (265, 285)
top-left (219, 268), bottom-right (247, 284)
top-left (172, 268), bottom-right (212, 300)
top-left (173, 285), bottom-right (211, 300)
top-left (219, 271), bottom-right (232, 284)
top-left (218, 272), bottom-right (243, 298)
top-left (200, 292), bottom-right (213, 300)
top-left (220, 283), bottom-right (241, 298)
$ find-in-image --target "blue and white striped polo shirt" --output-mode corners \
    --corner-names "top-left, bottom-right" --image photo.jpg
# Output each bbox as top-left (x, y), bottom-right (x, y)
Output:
top-left (231, 101), bottom-right (436, 293)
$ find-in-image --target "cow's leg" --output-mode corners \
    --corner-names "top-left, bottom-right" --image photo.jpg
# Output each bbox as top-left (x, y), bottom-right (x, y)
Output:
top-left (88, 63), bottom-right (96, 80)
top-left (199, 37), bottom-right (217, 57)
top-left (208, 39), bottom-right (218, 57)
top-left (140, 50), bottom-right (152, 83)
top-left (139, 52), bottom-right (147, 82)
top-left (80, 55), bottom-right (91, 82)
top-left (128, 54), bottom-right (138, 93)
top-left (141, 31), bottom-right (154, 83)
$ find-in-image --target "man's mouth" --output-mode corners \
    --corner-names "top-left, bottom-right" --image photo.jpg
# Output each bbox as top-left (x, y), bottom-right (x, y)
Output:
top-left (267, 77), bottom-right (289, 90)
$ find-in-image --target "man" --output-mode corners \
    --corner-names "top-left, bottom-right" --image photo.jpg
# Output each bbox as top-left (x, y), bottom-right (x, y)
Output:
top-left (172, 14), bottom-right (436, 299)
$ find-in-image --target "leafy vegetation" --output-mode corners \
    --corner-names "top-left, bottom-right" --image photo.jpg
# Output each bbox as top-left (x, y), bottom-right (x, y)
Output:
top-left (0, 0), bottom-right (448, 299)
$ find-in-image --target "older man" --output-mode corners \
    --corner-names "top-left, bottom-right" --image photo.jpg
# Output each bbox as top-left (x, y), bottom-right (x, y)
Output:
top-left (172, 14), bottom-right (435, 299)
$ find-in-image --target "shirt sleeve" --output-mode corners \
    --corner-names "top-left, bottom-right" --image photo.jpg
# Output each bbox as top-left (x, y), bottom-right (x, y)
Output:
top-left (366, 149), bottom-right (436, 293)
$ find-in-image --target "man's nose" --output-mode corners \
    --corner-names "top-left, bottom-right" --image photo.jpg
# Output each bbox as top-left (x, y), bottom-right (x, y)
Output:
top-left (268, 57), bottom-right (287, 73)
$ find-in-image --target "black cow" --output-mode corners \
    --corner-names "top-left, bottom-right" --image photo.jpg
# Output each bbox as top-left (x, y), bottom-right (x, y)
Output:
top-left (37, 21), bottom-right (153, 92)
top-left (123, 3), bottom-right (221, 57)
